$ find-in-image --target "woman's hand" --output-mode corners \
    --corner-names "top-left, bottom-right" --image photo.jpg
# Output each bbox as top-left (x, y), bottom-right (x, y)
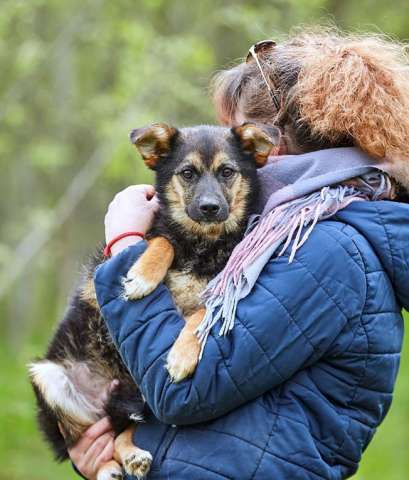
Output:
top-left (105, 184), bottom-right (159, 255)
top-left (67, 417), bottom-right (115, 480)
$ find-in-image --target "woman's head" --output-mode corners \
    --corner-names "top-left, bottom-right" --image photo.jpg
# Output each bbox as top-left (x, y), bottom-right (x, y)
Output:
top-left (212, 27), bottom-right (409, 159)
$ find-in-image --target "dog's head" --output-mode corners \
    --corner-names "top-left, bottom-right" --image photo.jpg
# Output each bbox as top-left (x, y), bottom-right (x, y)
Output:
top-left (130, 123), bottom-right (279, 238)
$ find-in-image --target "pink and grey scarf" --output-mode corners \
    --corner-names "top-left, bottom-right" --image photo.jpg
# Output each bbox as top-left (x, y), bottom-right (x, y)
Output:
top-left (196, 147), bottom-right (393, 353)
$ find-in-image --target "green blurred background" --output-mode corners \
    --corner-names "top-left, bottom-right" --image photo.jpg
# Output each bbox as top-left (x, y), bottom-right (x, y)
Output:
top-left (0, 1), bottom-right (408, 479)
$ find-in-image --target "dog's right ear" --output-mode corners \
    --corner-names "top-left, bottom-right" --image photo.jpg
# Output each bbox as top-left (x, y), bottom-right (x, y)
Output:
top-left (130, 123), bottom-right (177, 170)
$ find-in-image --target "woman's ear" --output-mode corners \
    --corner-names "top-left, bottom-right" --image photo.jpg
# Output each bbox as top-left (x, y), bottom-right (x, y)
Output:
top-left (130, 123), bottom-right (177, 170)
top-left (232, 123), bottom-right (281, 167)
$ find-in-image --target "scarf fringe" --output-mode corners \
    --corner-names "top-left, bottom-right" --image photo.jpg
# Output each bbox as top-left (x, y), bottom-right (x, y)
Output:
top-left (196, 173), bottom-right (392, 358)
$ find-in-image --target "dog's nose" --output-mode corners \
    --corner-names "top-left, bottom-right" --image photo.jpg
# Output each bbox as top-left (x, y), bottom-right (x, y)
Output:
top-left (199, 200), bottom-right (221, 217)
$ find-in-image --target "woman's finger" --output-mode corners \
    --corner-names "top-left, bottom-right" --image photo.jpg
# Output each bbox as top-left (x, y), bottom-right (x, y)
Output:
top-left (85, 417), bottom-right (113, 440)
top-left (82, 432), bottom-right (114, 467)
top-left (120, 184), bottom-right (155, 200)
top-left (93, 437), bottom-right (115, 472)
top-left (72, 417), bottom-right (113, 455)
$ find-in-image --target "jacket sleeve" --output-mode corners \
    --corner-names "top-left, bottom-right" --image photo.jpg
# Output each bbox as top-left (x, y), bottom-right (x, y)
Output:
top-left (94, 222), bottom-right (367, 425)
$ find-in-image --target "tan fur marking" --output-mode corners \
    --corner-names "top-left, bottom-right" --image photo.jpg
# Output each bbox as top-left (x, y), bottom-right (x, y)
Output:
top-left (97, 460), bottom-right (123, 480)
top-left (143, 155), bottom-right (159, 170)
top-left (184, 151), bottom-right (205, 172)
top-left (211, 151), bottom-right (230, 172)
top-left (169, 175), bottom-right (186, 208)
top-left (79, 278), bottom-right (98, 308)
top-left (224, 175), bottom-right (250, 234)
top-left (127, 237), bottom-right (175, 287)
top-left (114, 426), bottom-right (152, 478)
top-left (166, 307), bottom-right (206, 382)
top-left (174, 212), bottom-right (225, 238)
top-left (166, 270), bottom-right (208, 316)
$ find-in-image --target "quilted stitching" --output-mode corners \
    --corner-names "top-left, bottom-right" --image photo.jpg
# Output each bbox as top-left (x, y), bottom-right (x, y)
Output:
top-left (94, 201), bottom-right (407, 479)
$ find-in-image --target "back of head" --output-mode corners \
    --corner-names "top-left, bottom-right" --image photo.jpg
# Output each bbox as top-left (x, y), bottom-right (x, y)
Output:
top-left (212, 27), bottom-right (409, 188)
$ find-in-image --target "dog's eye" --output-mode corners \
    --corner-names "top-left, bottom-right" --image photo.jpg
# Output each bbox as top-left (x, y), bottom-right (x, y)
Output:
top-left (221, 167), bottom-right (234, 178)
top-left (181, 168), bottom-right (195, 180)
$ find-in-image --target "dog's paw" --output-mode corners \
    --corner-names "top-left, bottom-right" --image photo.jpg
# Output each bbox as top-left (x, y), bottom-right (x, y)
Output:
top-left (123, 448), bottom-right (152, 479)
top-left (97, 461), bottom-right (123, 480)
top-left (166, 338), bottom-right (200, 383)
top-left (123, 273), bottom-right (157, 300)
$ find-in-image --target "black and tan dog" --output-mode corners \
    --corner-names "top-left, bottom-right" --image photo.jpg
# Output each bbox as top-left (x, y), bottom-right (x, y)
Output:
top-left (28, 122), bottom-right (279, 480)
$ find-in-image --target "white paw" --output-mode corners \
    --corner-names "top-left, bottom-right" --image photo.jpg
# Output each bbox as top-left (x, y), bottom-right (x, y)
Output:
top-left (123, 449), bottom-right (153, 479)
top-left (123, 273), bottom-right (156, 300)
top-left (166, 344), bottom-right (199, 383)
top-left (97, 463), bottom-right (123, 480)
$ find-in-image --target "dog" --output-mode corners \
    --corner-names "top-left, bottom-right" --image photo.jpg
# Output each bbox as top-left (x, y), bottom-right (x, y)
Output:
top-left (28, 122), bottom-right (279, 480)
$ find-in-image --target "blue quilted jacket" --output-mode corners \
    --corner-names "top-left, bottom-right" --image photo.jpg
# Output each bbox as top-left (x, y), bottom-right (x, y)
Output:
top-left (95, 201), bottom-right (409, 480)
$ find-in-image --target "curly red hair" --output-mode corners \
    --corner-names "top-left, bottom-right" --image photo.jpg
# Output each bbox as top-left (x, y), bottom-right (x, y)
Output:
top-left (212, 27), bottom-right (409, 187)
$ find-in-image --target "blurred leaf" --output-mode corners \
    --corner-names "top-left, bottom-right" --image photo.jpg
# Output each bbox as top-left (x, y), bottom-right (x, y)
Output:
top-left (1, 1), bottom-right (408, 478)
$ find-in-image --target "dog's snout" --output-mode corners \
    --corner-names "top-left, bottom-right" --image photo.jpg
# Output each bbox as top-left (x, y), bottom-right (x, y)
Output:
top-left (186, 173), bottom-right (229, 224)
top-left (199, 199), bottom-right (221, 217)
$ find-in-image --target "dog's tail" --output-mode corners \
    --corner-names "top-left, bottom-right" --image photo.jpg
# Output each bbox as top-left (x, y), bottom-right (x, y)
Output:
top-left (28, 360), bottom-right (101, 427)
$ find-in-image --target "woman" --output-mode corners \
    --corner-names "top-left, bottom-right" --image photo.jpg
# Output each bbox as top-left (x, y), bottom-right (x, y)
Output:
top-left (70, 28), bottom-right (409, 479)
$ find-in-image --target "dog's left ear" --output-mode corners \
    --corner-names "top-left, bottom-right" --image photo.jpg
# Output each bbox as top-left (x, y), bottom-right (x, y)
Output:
top-left (232, 123), bottom-right (280, 167)
top-left (130, 123), bottom-right (178, 170)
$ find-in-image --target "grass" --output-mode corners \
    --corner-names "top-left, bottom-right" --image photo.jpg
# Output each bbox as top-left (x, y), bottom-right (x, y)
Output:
top-left (0, 342), bottom-right (73, 480)
top-left (1, 313), bottom-right (407, 480)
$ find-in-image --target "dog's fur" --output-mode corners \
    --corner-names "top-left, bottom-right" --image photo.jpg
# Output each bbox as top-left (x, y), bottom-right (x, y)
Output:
top-left (28, 123), bottom-right (279, 480)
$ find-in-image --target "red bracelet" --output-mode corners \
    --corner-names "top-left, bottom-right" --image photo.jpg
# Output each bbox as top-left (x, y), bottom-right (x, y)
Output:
top-left (103, 231), bottom-right (145, 257)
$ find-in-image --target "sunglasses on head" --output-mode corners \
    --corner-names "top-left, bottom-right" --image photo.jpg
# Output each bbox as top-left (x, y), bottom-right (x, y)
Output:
top-left (246, 40), bottom-right (281, 111)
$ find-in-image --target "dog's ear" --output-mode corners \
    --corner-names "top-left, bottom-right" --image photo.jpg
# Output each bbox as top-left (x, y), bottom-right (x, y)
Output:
top-left (130, 123), bottom-right (177, 170)
top-left (232, 123), bottom-right (280, 167)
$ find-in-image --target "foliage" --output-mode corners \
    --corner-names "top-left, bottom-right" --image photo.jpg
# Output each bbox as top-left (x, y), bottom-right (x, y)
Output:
top-left (0, 1), bottom-right (408, 479)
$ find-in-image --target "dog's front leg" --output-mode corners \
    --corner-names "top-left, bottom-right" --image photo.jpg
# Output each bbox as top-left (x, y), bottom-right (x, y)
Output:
top-left (124, 236), bottom-right (174, 300)
top-left (113, 425), bottom-right (152, 480)
top-left (96, 459), bottom-right (123, 480)
top-left (166, 307), bottom-right (206, 383)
